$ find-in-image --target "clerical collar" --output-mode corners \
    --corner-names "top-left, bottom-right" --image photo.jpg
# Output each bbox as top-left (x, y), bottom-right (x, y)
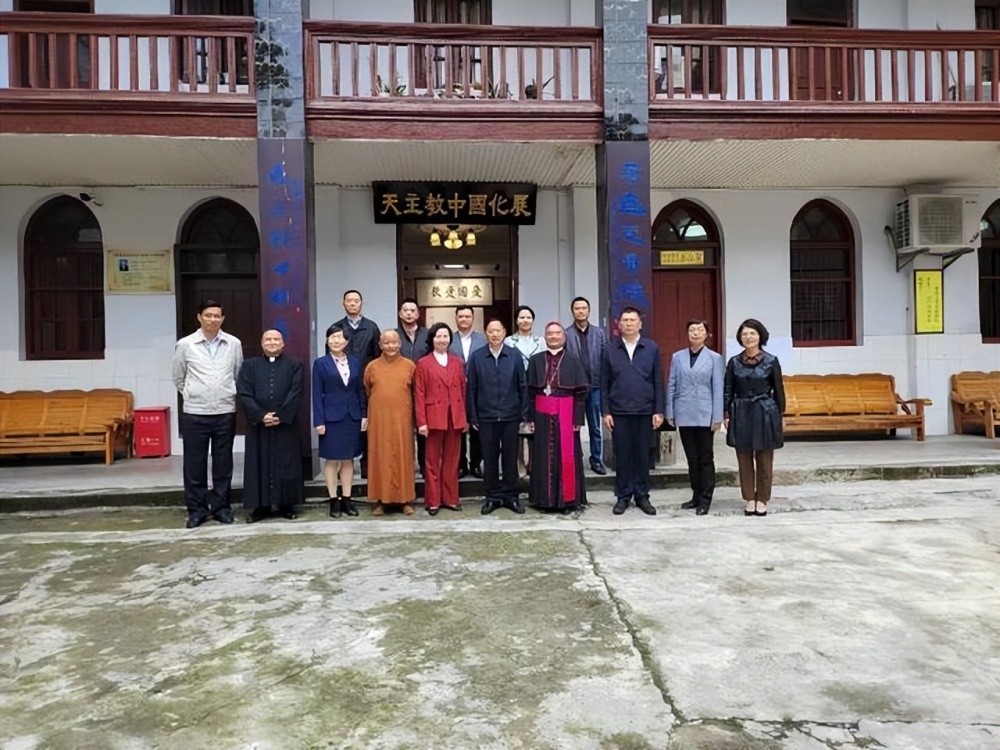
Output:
top-left (268, 356), bottom-right (276, 362)
top-left (547, 347), bottom-right (564, 354)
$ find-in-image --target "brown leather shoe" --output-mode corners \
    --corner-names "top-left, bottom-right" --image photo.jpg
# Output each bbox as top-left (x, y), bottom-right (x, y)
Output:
top-left (371, 503), bottom-right (385, 516)
top-left (402, 504), bottom-right (415, 516)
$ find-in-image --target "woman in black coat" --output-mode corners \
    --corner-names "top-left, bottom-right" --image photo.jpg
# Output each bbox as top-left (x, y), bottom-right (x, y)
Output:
top-left (723, 319), bottom-right (785, 517)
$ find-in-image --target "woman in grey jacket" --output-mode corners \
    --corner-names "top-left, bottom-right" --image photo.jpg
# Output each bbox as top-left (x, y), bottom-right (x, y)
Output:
top-left (666, 319), bottom-right (725, 515)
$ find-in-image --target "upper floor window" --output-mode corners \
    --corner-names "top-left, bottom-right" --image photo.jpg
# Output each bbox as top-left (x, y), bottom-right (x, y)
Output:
top-left (790, 200), bottom-right (856, 346)
top-left (652, 0), bottom-right (724, 95)
top-left (653, 0), bottom-right (723, 24)
top-left (980, 200), bottom-right (1000, 343)
top-left (174, 0), bottom-right (252, 13)
top-left (415, 0), bottom-right (491, 24)
top-left (24, 197), bottom-right (105, 360)
top-left (976, 0), bottom-right (1000, 30)
top-left (787, 0), bottom-right (852, 27)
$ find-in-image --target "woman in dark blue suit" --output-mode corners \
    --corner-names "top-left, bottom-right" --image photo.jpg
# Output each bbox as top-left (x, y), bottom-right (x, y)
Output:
top-left (313, 324), bottom-right (366, 518)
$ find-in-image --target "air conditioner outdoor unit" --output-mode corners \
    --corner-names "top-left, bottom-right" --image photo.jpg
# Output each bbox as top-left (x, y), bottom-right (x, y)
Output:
top-left (893, 194), bottom-right (979, 255)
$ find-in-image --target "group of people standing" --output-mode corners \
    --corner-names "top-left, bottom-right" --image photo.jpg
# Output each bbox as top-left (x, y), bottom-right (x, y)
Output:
top-left (171, 293), bottom-right (786, 529)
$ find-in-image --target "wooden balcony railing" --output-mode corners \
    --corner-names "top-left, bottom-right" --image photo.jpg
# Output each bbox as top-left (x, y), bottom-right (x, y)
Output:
top-left (648, 25), bottom-right (1000, 105)
top-left (305, 21), bottom-right (602, 104)
top-left (0, 12), bottom-right (255, 96)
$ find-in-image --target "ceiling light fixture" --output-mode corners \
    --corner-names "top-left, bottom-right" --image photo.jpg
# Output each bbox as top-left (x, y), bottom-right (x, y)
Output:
top-left (420, 223), bottom-right (486, 250)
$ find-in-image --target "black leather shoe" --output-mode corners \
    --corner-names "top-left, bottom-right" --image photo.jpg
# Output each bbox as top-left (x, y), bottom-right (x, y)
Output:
top-left (680, 499), bottom-right (700, 510)
top-left (458, 467), bottom-right (469, 479)
top-left (635, 496), bottom-right (657, 516)
top-left (612, 497), bottom-right (630, 515)
top-left (280, 508), bottom-right (298, 520)
top-left (343, 498), bottom-right (359, 517)
top-left (480, 499), bottom-right (501, 516)
top-left (590, 461), bottom-right (607, 475)
top-left (443, 503), bottom-right (463, 512)
top-left (246, 509), bottom-right (269, 524)
top-left (185, 514), bottom-right (207, 529)
top-left (695, 506), bottom-right (711, 516)
top-left (427, 506), bottom-right (439, 516)
top-left (506, 498), bottom-right (526, 515)
top-left (470, 467), bottom-right (483, 479)
top-left (329, 498), bottom-right (342, 518)
top-left (213, 507), bottom-right (235, 525)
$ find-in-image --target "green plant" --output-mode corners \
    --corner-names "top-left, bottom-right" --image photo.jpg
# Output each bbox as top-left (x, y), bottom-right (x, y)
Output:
top-left (375, 74), bottom-right (407, 97)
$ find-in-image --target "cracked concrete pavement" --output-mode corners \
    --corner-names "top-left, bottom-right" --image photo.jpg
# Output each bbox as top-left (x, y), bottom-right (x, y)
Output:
top-left (1, 477), bottom-right (998, 750)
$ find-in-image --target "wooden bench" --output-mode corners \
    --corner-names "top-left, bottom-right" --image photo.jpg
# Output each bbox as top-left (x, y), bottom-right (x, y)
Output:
top-left (783, 373), bottom-right (930, 441)
top-left (0, 389), bottom-right (134, 464)
top-left (950, 371), bottom-right (1000, 439)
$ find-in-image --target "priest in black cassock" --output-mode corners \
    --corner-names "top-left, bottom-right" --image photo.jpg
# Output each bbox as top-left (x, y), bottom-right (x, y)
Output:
top-left (237, 329), bottom-right (304, 522)
top-left (526, 322), bottom-right (590, 513)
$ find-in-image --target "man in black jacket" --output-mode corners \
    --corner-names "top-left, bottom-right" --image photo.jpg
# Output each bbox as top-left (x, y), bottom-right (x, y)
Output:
top-left (397, 297), bottom-right (429, 476)
top-left (467, 319), bottom-right (527, 515)
top-left (601, 307), bottom-right (665, 516)
top-left (333, 289), bottom-right (380, 477)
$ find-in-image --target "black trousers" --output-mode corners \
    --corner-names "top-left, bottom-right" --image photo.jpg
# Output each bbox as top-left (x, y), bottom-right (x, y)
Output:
top-left (182, 412), bottom-right (236, 517)
top-left (478, 420), bottom-right (520, 502)
top-left (678, 426), bottom-right (716, 506)
top-left (416, 432), bottom-right (426, 476)
top-left (611, 414), bottom-right (653, 501)
top-left (459, 429), bottom-right (482, 473)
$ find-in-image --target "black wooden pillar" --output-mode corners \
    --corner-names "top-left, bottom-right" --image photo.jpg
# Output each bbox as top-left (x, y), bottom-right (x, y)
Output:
top-left (596, 0), bottom-right (654, 336)
top-left (254, 0), bottom-right (316, 467)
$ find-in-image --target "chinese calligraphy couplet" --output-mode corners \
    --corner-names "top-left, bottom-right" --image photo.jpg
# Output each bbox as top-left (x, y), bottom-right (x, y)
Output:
top-left (914, 269), bottom-right (944, 334)
top-left (373, 182), bottom-right (537, 225)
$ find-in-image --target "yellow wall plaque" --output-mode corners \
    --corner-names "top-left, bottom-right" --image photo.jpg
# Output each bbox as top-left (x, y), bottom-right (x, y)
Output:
top-left (914, 269), bottom-right (944, 334)
top-left (107, 250), bottom-right (173, 294)
top-left (659, 250), bottom-right (705, 266)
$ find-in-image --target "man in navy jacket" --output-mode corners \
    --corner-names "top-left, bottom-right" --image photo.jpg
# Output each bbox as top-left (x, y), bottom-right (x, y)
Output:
top-left (467, 319), bottom-right (527, 515)
top-left (601, 307), bottom-right (665, 516)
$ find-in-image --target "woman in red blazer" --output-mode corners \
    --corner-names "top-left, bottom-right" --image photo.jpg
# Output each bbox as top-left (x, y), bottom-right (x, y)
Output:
top-left (415, 322), bottom-right (469, 515)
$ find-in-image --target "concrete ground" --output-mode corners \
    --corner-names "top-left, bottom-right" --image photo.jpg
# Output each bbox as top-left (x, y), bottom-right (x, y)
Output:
top-left (1, 435), bottom-right (997, 509)
top-left (2, 476), bottom-right (998, 750)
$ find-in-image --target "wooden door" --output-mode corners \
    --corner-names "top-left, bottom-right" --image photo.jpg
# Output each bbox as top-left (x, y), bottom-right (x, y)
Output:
top-left (652, 269), bottom-right (718, 383)
top-left (178, 277), bottom-right (261, 434)
top-left (180, 277), bottom-right (262, 360)
top-left (791, 46), bottom-right (849, 101)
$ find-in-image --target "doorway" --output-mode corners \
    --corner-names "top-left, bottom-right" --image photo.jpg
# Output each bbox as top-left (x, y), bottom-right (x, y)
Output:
top-left (397, 223), bottom-right (516, 333)
top-left (176, 198), bottom-right (261, 434)
top-left (787, 0), bottom-right (853, 101)
top-left (649, 200), bottom-right (723, 382)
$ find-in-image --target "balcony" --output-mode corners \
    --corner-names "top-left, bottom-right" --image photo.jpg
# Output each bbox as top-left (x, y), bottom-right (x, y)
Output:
top-left (304, 21), bottom-right (604, 141)
top-left (0, 12), bottom-right (256, 137)
top-left (648, 25), bottom-right (1000, 140)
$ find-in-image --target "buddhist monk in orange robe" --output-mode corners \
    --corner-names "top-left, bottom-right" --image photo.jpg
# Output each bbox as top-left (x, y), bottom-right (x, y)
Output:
top-left (363, 330), bottom-right (417, 515)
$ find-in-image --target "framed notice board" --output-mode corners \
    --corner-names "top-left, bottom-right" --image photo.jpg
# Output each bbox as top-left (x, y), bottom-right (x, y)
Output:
top-left (914, 269), bottom-right (944, 334)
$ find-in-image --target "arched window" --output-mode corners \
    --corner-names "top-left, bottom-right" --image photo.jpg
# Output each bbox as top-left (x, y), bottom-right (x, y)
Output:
top-left (790, 200), bottom-right (856, 346)
top-left (652, 200), bottom-right (720, 249)
top-left (980, 200), bottom-right (1000, 342)
top-left (24, 196), bottom-right (104, 359)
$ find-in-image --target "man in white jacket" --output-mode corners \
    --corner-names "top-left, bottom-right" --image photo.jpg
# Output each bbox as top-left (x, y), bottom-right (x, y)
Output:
top-left (172, 300), bottom-right (243, 528)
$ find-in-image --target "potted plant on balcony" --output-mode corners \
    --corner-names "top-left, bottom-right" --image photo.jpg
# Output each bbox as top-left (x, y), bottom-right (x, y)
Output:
top-left (375, 74), bottom-right (407, 97)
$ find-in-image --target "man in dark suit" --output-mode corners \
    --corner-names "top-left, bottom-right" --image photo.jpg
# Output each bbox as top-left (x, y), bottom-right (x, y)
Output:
top-left (601, 307), bottom-right (665, 517)
top-left (467, 319), bottom-right (527, 515)
top-left (333, 289), bottom-right (380, 478)
top-left (448, 305), bottom-right (487, 477)
top-left (397, 297), bottom-right (429, 476)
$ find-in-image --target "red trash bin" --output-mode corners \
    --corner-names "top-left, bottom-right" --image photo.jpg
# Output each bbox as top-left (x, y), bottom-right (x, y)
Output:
top-left (134, 406), bottom-right (171, 458)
